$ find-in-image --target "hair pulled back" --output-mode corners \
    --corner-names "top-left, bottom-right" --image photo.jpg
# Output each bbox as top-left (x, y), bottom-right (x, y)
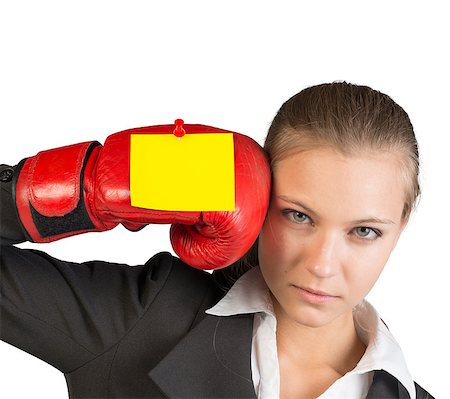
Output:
top-left (265, 82), bottom-right (420, 218)
top-left (214, 82), bottom-right (420, 289)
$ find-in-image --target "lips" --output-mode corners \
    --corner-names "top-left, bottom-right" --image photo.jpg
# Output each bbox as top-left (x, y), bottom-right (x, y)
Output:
top-left (296, 286), bottom-right (337, 297)
top-left (292, 285), bottom-right (339, 304)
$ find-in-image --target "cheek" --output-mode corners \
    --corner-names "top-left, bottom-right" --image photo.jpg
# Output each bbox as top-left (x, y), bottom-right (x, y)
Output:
top-left (259, 212), bottom-right (291, 264)
top-left (258, 210), bottom-right (306, 278)
top-left (345, 246), bottom-right (393, 301)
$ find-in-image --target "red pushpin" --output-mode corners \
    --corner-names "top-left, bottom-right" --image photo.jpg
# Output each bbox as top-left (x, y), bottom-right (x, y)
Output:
top-left (173, 118), bottom-right (185, 138)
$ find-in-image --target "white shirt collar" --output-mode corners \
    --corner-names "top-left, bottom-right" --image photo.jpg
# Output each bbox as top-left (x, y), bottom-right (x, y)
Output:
top-left (208, 266), bottom-right (274, 317)
top-left (207, 266), bottom-right (416, 399)
top-left (352, 300), bottom-right (416, 398)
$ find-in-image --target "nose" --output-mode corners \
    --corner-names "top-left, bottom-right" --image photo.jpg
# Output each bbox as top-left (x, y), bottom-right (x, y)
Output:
top-left (303, 232), bottom-right (341, 279)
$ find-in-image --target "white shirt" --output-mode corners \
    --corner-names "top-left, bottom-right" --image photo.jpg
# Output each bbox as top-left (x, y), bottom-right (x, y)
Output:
top-left (206, 266), bottom-right (416, 399)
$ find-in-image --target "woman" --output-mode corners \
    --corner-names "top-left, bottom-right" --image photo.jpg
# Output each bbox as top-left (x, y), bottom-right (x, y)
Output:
top-left (0, 82), bottom-right (434, 398)
top-left (214, 82), bottom-right (433, 398)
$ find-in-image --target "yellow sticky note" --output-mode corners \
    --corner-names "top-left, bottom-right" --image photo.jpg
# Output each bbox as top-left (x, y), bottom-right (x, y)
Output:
top-left (130, 133), bottom-right (235, 211)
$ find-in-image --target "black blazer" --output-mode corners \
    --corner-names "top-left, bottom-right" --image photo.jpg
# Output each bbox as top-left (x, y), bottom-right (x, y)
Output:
top-left (0, 247), bottom-right (435, 399)
top-left (0, 165), bottom-right (435, 398)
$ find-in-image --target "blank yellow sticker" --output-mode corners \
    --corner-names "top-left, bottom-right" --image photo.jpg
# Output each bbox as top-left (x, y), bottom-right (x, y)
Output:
top-left (130, 133), bottom-right (235, 211)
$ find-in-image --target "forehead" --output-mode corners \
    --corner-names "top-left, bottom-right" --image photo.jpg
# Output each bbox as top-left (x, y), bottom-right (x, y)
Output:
top-left (272, 148), bottom-right (405, 222)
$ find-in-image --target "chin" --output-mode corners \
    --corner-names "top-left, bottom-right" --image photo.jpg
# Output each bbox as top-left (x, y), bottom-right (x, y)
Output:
top-left (272, 292), bottom-right (349, 329)
top-left (283, 301), bottom-right (344, 329)
top-left (291, 311), bottom-right (333, 328)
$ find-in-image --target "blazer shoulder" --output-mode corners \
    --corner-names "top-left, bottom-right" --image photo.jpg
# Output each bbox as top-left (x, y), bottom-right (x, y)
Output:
top-left (147, 251), bottom-right (224, 315)
top-left (147, 251), bottom-right (219, 291)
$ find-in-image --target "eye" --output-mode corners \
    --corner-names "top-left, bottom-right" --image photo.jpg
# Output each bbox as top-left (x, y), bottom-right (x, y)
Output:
top-left (282, 209), bottom-right (312, 224)
top-left (353, 227), bottom-right (382, 241)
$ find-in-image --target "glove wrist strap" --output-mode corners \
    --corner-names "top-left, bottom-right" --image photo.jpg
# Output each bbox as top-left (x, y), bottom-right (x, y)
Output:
top-left (14, 141), bottom-right (104, 242)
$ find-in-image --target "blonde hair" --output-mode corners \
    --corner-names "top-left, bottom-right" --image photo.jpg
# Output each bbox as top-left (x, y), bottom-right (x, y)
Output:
top-left (214, 82), bottom-right (420, 288)
top-left (266, 82), bottom-right (420, 219)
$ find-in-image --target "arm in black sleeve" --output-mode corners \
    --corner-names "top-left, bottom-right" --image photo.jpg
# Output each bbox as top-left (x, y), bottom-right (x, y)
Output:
top-left (1, 240), bottom-right (176, 373)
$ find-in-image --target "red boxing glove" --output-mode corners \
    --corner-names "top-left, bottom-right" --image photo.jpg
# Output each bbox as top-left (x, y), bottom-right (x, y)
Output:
top-left (14, 122), bottom-right (271, 269)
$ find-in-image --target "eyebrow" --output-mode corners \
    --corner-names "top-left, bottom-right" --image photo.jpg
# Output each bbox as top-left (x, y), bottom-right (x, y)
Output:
top-left (277, 195), bottom-right (396, 225)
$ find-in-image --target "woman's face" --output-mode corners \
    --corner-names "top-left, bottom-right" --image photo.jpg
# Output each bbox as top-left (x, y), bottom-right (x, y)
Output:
top-left (258, 148), bottom-right (408, 328)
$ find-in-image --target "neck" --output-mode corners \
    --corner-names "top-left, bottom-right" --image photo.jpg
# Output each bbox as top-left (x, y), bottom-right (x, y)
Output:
top-left (273, 296), bottom-right (366, 375)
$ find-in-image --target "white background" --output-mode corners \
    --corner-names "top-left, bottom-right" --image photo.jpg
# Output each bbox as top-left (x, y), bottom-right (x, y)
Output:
top-left (0, 1), bottom-right (448, 398)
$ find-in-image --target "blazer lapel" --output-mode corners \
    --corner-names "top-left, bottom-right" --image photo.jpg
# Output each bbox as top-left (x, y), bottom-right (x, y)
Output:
top-left (149, 318), bottom-right (415, 399)
top-left (366, 370), bottom-right (410, 398)
top-left (149, 313), bottom-right (257, 398)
